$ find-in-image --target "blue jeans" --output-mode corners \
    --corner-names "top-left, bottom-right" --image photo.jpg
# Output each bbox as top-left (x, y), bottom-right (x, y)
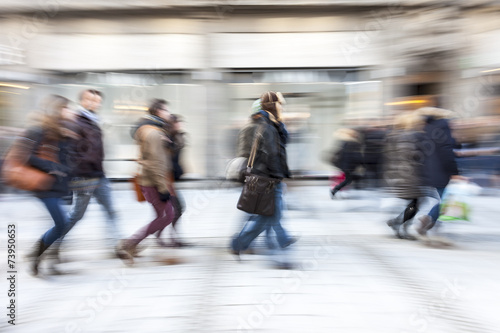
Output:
top-left (65, 177), bottom-right (119, 241)
top-left (232, 182), bottom-right (291, 252)
top-left (40, 198), bottom-right (70, 246)
top-left (429, 187), bottom-right (446, 222)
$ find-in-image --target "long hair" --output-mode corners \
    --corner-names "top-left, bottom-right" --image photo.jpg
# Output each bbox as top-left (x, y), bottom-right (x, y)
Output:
top-left (260, 91), bottom-right (280, 119)
top-left (33, 95), bottom-right (70, 141)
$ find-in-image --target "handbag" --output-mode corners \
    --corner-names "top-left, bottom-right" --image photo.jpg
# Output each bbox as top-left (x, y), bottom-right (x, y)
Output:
top-left (131, 174), bottom-right (146, 202)
top-left (236, 125), bottom-right (279, 216)
top-left (225, 156), bottom-right (248, 183)
top-left (1, 136), bottom-right (57, 192)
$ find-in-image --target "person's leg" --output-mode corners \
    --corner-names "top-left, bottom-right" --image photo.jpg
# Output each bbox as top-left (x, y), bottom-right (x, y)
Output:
top-left (30, 197), bottom-right (69, 275)
top-left (428, 187), bottom-right (446, 224)
top-left (49, 189), bottom-right (92, 257)
top-left (267, 182), bottom-right (294, 248)
top-left (387, 199), bottom-right (414, 238)
top-left (412, 188), bottom-right (440, 237)
top-left (93, 177), bottom-right (120, 243)
top-left (231, 215), bottom-right (269, 253)
top-left (127, 186), bottom-right (175, 247)
top-left (166, 194), bottom-right (186, 246)
top-left (67, 189), bottom-right (92, 232)
top-left (331, 171), bottom-right (353, 196)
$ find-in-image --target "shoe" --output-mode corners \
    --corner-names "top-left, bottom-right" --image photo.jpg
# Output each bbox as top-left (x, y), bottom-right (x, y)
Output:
top-left (27, 239), bottom-right (50, 277)
top-left (416, 215), bottom-right (433, 237)
top-left (387, 219), bottom-right (404, 238)
top-left (275, 262), bottom-right (295, 270)
top-left (229, 248), bottom-right (241, 261)
top-left (115, 240), bottom-right (135, 266)
top-left (131, 243), bottom-right (147, 257)
top-left (171, 240), bottom-right (191, 248)
top-left (400, 222), bottom-right (417, 241)
top-left (283, 236), bottom-right (299, 248)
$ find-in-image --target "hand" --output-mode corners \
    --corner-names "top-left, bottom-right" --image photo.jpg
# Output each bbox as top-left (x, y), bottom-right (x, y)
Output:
top-left (158, 191), bottom-right (171, 202)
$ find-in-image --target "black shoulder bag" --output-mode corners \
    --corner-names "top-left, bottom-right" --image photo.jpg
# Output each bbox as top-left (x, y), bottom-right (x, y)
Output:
top-left (236, 125), bottom-right (279, 216)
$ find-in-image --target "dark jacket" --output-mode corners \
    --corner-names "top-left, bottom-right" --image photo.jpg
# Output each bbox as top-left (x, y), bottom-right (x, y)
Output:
top-left (421, 117), bottom-right (459, 188)
top-left (238, 111), bottom-right (290, 180)
top-left (169, 132), bottom-right (185, 181)
top-left (70, 109), bottom-right (105, 178)
top-left (23, 127), bottom-right (71, 198)
top-left (384, 129), bottom-right (428, 199)
top-left (333, 140), bottom-right (363, 174)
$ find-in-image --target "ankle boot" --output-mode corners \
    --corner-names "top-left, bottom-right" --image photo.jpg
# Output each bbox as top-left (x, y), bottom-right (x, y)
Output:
top-left (115, 240), bottom-right (136, 266)
top-left (30, 239), bottom-right (50, 276)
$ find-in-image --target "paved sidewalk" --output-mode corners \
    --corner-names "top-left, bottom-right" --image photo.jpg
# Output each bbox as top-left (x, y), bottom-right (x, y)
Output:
top-left (1, 182), bottom-right (500, 333)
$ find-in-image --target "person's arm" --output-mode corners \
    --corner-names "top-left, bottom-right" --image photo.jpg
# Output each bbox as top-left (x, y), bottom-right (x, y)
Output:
top-left (260, 125), bottom-right (282, 178)
top-left (439, 123), bottom-right (459, 176)
top-left (18, 128), bottom-right (68, 176)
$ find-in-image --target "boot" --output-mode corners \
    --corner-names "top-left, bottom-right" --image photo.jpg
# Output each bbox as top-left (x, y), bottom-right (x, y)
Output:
top-left (44, 242), bottom-right (62, 264)
top-left (403, 199), bottom-right (418, 221)
top-left (29, 239), bottom-right (50, 276)
top-left (115, 240), bottom-right (136, 266)
top-left (416, 215), bottom-right (433, 237)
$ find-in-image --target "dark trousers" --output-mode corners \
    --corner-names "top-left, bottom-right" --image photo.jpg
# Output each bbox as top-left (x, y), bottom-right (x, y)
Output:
top-left (127, 186), bottom-right (175, 246)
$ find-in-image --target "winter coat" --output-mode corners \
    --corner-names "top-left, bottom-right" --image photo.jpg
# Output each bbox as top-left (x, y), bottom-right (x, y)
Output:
top-left (384, 129), bottom-right (428, 199)
top-left (169, 131), bottom-right (186, 181)
top-left (21, 127), bottom-right (71, 198)
top-left (421, 117), bottom-right (459, 188)
top-left (332, 140), bottom-right (363, 174)
top-left (237, 111), bottom-right (290, 180)
top-left (70, 108), bottom-right (105, 178)
top-left (132, 116), bottom-right (173, 194)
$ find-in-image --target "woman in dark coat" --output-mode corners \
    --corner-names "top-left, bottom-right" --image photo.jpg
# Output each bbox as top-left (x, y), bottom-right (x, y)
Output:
top-left (18, 95), bottom-right (75, 275)
top-left (230, 91), bottom-right (297, 258)
top-left (384, 113), bottom-right (440, 239)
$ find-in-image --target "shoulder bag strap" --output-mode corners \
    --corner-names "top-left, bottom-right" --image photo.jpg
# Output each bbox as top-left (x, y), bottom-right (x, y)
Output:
top-left (247, 124), bottom-right (265, 172)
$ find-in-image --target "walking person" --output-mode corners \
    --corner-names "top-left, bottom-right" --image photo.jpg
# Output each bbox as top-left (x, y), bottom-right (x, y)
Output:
top-left (414, 107), bottom-right (461, 239)
top-left (230, 91), bottom-right (297, 265)
top-left (159, 113), bottom-right (188, 247)
top-left (329, 128), bottom-right (364, 198)
top-left (116, 99), bottom-right (177, 264)
top-left (50, 89), bottom-right (120, 260)
top-left (17, 95), bottom-right (75, 275)
top-left (384, 113), bottom-right (440, 240)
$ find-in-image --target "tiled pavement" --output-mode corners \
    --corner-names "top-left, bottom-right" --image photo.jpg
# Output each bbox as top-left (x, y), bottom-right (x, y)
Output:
top-left (1, 182), bottom-right (500, 333)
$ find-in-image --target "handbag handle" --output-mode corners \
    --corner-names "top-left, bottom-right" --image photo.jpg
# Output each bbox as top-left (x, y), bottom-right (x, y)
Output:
top-left (247, 125), bottom-right (264, 172)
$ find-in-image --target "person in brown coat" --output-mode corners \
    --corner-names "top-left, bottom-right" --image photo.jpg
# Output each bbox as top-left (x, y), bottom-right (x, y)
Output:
top-left (116, 99), bottom-right (177, 264)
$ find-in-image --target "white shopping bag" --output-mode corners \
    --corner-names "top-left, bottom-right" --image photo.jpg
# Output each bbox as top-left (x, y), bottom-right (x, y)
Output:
top-left (439, 180), bottom-right (481, 222)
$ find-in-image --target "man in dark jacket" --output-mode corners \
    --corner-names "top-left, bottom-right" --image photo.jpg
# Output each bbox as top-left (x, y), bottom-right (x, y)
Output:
top-left (52, 89), bottom-right (120, 258)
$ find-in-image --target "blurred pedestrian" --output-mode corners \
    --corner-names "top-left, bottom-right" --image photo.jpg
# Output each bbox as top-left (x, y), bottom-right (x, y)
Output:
top-left (414, 107), bottom-right (461, 238)
top-left (116, 99), bottom-right (177, 264)
top-left (329, 128), bottom-right (364, 198)
top-left (49, 89), bottom-right (120, 261)
top-left (161, 113), bottom-right (188, 247)
top-left (234, 98), bottom-right (277, 252)
top-left (18, 95), bottom-right (74, 275)
top-left (230, 91), bottom-right (297, 266)
top-left (361, 124), bottom-right (387, 188)
top-left (384, 113), bottom-right (440, 239)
